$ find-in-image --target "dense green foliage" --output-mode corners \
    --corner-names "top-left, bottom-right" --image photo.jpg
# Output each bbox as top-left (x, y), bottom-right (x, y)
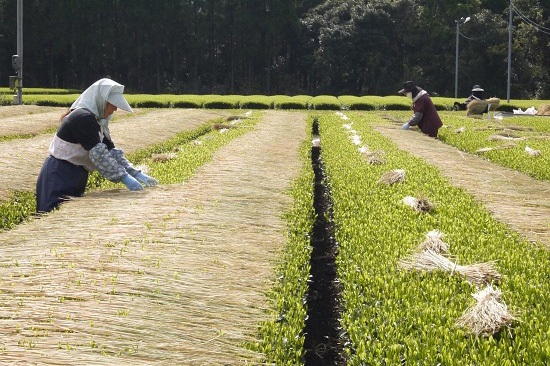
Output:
top-left (0, 190), bottom-right (35, 231)
top-left (0, 0), bottom-right (548, 98)
top-left (4, 89), bottom-right (547, 112)
top-left (320, 112), bottom-right (550, 364)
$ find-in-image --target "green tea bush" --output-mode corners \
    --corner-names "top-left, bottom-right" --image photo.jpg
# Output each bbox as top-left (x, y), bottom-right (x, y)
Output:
top-left (201, 95), bottom-right (240, 109)
top-left (309, 95), bottom-right (341, 110)
top-left (239, 95), bottom-right (273, 109)
top-left (377, 96), bottom-right (411, 110)
top-left (0, 191), bottom-right (35, 231)
top-left (338, 96), bottom-right (376, 111)
top-left (272, 95), bottom-right (310, 110)
top-left (0, 87), bottom-right (80, 95)
top-left (24, 94), bottom-right (80, 107)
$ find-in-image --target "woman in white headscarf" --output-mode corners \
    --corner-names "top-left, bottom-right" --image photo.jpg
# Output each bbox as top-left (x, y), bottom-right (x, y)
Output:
top-left (36, 78), bottom-right (158, 213)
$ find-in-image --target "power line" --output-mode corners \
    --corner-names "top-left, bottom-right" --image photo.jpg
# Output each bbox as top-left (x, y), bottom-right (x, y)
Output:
top-left (512, 3), bottom-right (550, 35)
top-left (458, 30), bottom-right (491, 41)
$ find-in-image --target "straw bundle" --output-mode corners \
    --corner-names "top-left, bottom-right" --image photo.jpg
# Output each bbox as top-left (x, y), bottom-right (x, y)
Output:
top-left (488, 133), bottom-right (524, 141)
top-left (226, 115), bottom-right (250, 122)
top-left (312, 136), bottom-right (321, 147)
top-left (335, 111), bottom-right (350, 120)
top-left (417, 229), bottom-right (448, 253)
top-left (378, 169), bottom-right (405, 185)
top-left (467, 98), bottom-right (500, 116)
top-left (506, 126), bottom-right (534, 132)
top-left (212, 123), bottom-right (238, 130)
top-left (476, 142), bottom-right (516, 153)
top-left (151, 152), bottom-right (177, 163)
top-left (350, 134), bottom-right (362, 146)
top-left (456, 285), bottom-right (517, 336)
top-left (403, 195), bottom-right (434, 213)
top-left (525, 146), bottom-right (542, 157)
top-left (398, 249), bottom-right (501, 285)
top-left (538, 104), bottom-right (550, 116)
top-left (364, 150), bottom-right (386, 165)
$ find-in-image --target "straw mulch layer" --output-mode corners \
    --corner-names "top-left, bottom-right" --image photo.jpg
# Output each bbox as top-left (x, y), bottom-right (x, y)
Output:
top-left (0, 105), bottom-right (67, 137)
top-left (0, 111), bottom-right (307, 364)
top-left (374, 125), bottom-right (550, 248)
top-left (0, 108), bottom-right (229, 201)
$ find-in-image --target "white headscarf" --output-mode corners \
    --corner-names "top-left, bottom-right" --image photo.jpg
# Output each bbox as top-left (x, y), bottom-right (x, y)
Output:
top-left (70, 78), bottom-right (133, 140)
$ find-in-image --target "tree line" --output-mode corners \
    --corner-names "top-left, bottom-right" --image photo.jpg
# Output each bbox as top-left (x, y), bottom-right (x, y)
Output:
top-left (0, 0), bottom-right (548, 99)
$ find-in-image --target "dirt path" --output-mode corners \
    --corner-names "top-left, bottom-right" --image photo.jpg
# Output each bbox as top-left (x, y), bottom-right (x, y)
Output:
top-left (0, 111), bottom-right (307, 365)
top-left (374, 124), bottom-right (550, 248)
top-left (0, 109), bottom-right (228, 200)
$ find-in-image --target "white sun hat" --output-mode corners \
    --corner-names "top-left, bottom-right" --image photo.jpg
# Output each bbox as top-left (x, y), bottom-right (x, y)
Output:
top-left (107, 88), bottom-right (133, 112)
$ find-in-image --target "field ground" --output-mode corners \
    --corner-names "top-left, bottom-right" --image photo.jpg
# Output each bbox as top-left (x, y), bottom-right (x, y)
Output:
top-left (0, 106), bottom-right (548, 363)
top-left (0, 110), bottom-right (307, 364)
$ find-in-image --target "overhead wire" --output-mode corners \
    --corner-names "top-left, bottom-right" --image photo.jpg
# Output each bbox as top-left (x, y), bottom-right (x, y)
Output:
top-left (511, 3), bottom-right (550, 35)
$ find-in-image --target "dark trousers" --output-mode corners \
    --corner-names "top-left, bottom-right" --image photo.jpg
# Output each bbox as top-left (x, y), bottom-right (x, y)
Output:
top-left (36, 156), bottom-right (89, 213)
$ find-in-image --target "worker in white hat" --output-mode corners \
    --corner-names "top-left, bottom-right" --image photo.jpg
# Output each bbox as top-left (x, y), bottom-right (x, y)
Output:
top-left (36, 78), bottom-right (158, 213)
top-left (454, 84), bottom-right (485, 110)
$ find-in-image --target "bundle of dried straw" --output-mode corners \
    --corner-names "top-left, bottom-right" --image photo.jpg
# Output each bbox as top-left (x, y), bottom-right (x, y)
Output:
top-left (398, 249), bottom-right (501, 286)
top-left (403, 195), bottom-right (434, 213)
top-left (378, 169), bottom-right (405, 185)
top-left (151, 152), bottom-right (177, 163)
top-left (456, 285), bottom-right (517, 336)
top-left (417, 229), bottom-right (448, 253)
top-left (525, 146), bottom-right (542, 157)
top-left (364, 150), bottom-right (386, 165)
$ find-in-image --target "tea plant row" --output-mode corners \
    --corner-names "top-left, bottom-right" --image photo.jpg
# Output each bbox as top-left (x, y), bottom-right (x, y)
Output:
top-left (4, 89), bottom-right (546, 112)
top-left (437, 113), bottom-right (550, 181)
top-left (318, 112), bottom-right (550, 364)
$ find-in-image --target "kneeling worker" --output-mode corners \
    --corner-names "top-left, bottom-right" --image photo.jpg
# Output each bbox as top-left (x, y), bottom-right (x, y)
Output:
top-left (36, 78), bottom-right (158, 213)
top-left (398, 80), bottom-right (443, 138)
top-left (454, 84), bottom-right (484, 110)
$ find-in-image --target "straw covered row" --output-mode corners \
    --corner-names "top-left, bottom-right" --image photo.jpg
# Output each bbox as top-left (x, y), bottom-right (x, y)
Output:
top-left (0, 108), bottom-right (229, 201)
top-left (0, 111), bottom-right (307, 364)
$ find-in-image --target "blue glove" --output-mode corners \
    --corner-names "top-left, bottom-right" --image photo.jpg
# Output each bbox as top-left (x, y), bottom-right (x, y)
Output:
top-left (121, 173), bottom-right (143, 191)
top-left (135, 172), bottom-right (158, 187)
top-left (402, 122), bottom-right (410, 130)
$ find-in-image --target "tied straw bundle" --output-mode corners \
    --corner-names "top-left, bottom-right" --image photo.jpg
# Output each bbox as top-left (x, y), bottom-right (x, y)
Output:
top-left (417, 229), bottom-right (449, 253)
top-left (525, 146), bottom-right (542, 157)
top-left (364, 150), bottom-right (386, 165)
top-left (403, 195), bottom-right (434, 213)
top-left (378, 169), bottom-right (405, 185)
top-left (456, 285), bottom-right (517, 336)
top-left (398, 249), bottom-right (501, 286)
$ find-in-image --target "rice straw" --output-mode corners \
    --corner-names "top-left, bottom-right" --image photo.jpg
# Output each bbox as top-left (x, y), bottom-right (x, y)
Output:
top-left (456, 285), bottom-right (517, 336)
top-left (398, 249), bottom-right (501, 285)
top-left (403, 195), bottom-right (434, 213)
top-left (417, 229), bottom-right (448, 253)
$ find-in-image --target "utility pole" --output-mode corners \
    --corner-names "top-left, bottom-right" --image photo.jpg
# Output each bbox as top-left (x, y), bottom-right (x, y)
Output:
top-left (454, 16), bottom-right (470, 100)
top-left (12, 0), bottom-right (23, 105)
top-left (507, 0), bottom-right (513, 103)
